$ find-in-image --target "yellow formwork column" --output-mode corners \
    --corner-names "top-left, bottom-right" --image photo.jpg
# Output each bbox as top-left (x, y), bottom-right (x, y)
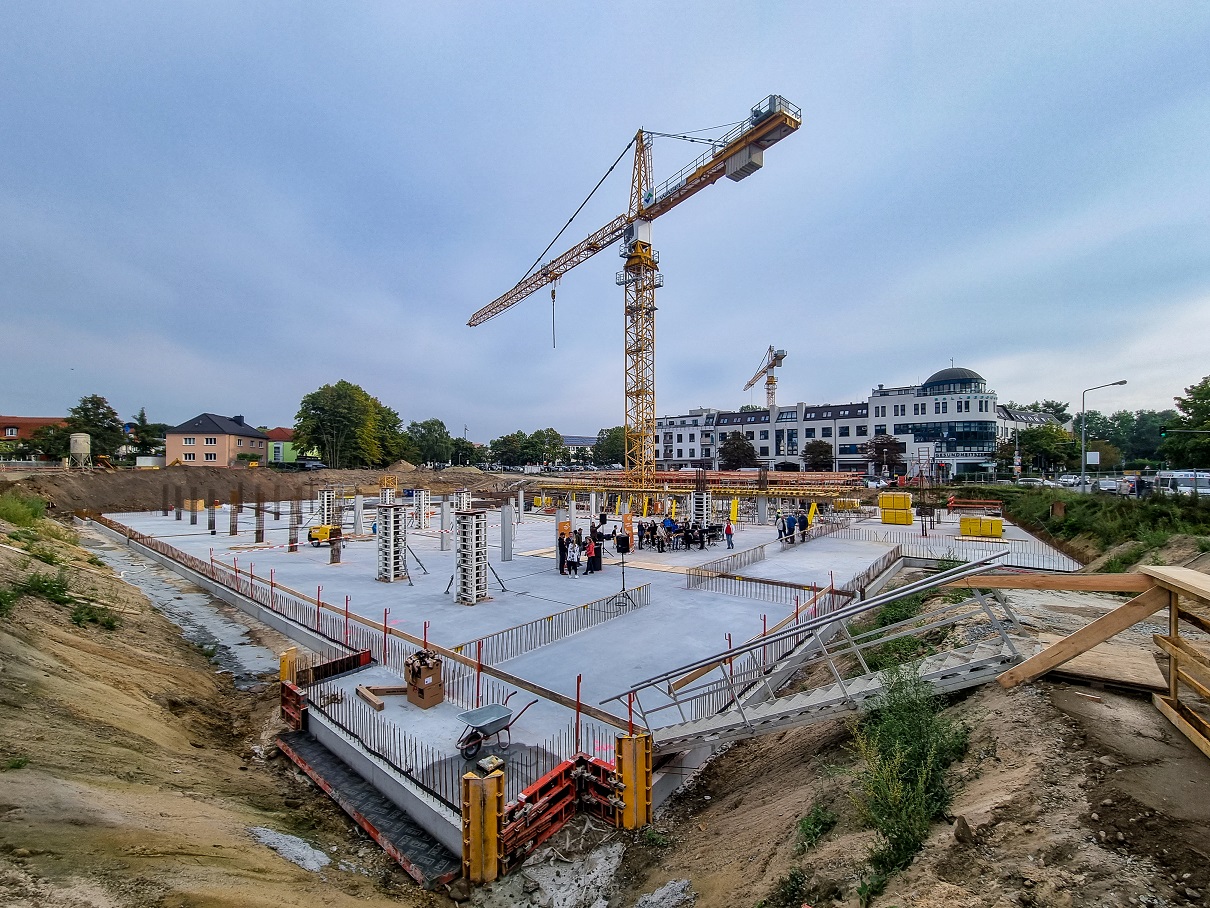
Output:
top-left (806, 501), bottom-right (818, 526)
top-left (279, 647), bottom-right (297, 685)
top-left (730, 498), bottom-right (739, 523)
top-left (461, 770), bottom-right (504, 884)
top-left (615, 733), bottom-right (652, 829)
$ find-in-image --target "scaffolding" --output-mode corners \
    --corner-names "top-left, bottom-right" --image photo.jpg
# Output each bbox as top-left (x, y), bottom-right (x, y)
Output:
top-left (455, 510), bottom-right (489, 605)
top-left (318, 488), bottom-right (337, 526)
top-left (412, 489), bottom-right (431, 529)
top-left (380, 475), bottom-right (397, 506)
top-left (455, 489), bottom-right (472, 512)
top-left (690, 490), bottom-right (712, 525)
top-left (376, 502), bottom-right (411, 584)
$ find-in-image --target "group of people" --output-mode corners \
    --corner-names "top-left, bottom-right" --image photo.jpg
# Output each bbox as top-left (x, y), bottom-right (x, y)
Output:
top-left (629, 517), bottom-right (734, 553)
top-left (775, 508), bottom-right (811, 545)
top-left (557, 520), bottom-right (609, 576)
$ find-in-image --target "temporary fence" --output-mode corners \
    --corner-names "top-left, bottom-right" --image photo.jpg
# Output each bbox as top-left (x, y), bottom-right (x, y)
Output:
top-left (825, 525), bottom-right (1082, 572)
top-left (453, 584), bottom-right (652, 667)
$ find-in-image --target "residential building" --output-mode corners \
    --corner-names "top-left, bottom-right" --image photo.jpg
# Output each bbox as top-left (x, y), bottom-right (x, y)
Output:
top-left (265, 427), bottom-right (300, 464)
top-left (1, 416), bottom-right (67, 444)
top-left (561, 435), bottom-right (597, 461)
top-left (165, 414), bottom-right (269, 467)
top-left (995, 406), bottom-right (1065, 445)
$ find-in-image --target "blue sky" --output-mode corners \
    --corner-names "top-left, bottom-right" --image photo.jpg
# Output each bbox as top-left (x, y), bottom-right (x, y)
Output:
top-left (3, 3), bottom-right (1207, 438)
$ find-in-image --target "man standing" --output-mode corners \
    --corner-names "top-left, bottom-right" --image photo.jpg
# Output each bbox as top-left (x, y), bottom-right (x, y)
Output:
top-left (775, 511), bottom-right (786, 541)
top-left (785, 512), bottom-right (796, 544)
top-left (798, 509), bottom-right (809, 543)
top-left (724, 520), bottom-right (734, 549)
top-left (557, 532), bottom-right (568, 575)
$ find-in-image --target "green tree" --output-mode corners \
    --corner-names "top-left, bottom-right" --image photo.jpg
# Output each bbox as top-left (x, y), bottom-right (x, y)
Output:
top-left (1160, 375), bottom-right (1210, 468)
top-left (450, 436), bottom-right (478, 466)
top-left (1016, 424), bottom-right (1075, 474)
top-left (295, 381), bottom-right (406, 469)
top-left (21, 424), bottom-right (71, 460)
top-left (865, 435), bottom-right (904, 472)
top-left (802, 439), bottom-right (834, 471)
top-left (528, 428), bottom-right (566, 465)
top-left (739, 404), bottom-right (764, 412)
top-left (66, 394), bottom-right (125, 457)
top-left (1087, 439), bottom-right (1123, 470)
top-left (407, 419), bottom-right (454, 465)
top-left (719, 433), bottom-right (759, 470)
top-left (128, 408), bottom-right (170, 456)
top-left (489, 431), bottom-right (529, 467)
top-left (592, 426), bottom-right (625, 466)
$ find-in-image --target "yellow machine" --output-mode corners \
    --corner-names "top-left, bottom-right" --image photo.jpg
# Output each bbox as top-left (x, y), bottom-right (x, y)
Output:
top-left (307, 525), bottom-right (339, 547)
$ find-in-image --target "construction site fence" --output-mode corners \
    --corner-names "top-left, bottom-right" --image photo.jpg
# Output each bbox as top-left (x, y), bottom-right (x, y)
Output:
top-left (453, 585), bottom-right (652, 667)
top-left (825, 525), bottom-right (1082, 572)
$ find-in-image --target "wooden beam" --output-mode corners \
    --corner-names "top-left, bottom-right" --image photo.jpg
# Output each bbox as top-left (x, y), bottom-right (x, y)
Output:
top-left (1154, 634), bottom-right (1210, 694)
top-left (365, 685), bottom-right (410, 696)
top-left (356, 685), bottom-right (385, 711)
top-left (1177, 606), bottom-right (1210, 637)
top-left (1153, 694), bottom-right (1210, 763)
top-left (1140, 566), bottom-right (1210, 603)
top-left (942, 573), bottom-right (1153, 592)
top-left (998, 585), bottom-right (1168, 688)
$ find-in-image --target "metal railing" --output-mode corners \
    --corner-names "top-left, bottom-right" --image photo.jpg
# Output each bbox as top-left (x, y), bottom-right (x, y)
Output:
top-left (454, 585), bottom-right (652, 666)
top-left (826, 525), bottom-right (1082, 572)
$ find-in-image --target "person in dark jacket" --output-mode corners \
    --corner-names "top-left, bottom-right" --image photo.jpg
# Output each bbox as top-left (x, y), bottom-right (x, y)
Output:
top-left (557, 532), bottom-right (568, 575)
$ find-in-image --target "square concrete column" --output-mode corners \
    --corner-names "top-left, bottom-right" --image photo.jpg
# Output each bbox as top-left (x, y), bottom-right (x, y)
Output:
top-left (757, 496), bottom-right (768, 524)
top-left (440, 500), bottom-right (452, 551)
top-left (516, 491), bottom-right (524, 523)
top-left (353, 494), bottom-right (364, 535)
top-left (500, 503), bottom-right (514, 561)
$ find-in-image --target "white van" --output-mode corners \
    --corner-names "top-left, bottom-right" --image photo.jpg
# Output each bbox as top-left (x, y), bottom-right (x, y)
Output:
top-left (1154, 471), bottom-right (1210, 496)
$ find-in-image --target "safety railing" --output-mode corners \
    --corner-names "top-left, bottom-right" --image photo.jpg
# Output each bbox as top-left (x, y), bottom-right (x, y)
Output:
top-left (454, 585), bottom-right (652, 667)
top-left (826, 525), bottom-right (1082, 572)
top-left (685, 544), bottom-right (768, 589)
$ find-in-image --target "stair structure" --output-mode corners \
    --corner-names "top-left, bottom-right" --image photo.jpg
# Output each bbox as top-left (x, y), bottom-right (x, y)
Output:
top-left (604, 554), bottom-right (1032, 755)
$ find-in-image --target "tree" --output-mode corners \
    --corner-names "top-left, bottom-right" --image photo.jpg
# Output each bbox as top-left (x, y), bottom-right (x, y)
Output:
top-left (66, 394), bottom-right (125, 457)
top-left (450, 436), bottom-right (477, 466)
top-left (865, 434), bottom-right (904, 472)
top-left (128, 408), bottom-right (170, 456)
top-left (592, 426), bottom-right (625, 466)
top-left (1016, 424), bottom-right (1075, 474)
top-left (528, 428), bottom-right (567, 465)
top-left (719, 433), bottom-right (759, 470)
top-left (407, 419), bottom-right (454, 465)
top-left (489, 431), bottom-right (529, 467)
top-left (294, 380), bottom-right (407, 469)
top-left (802, 439), bottom-right (834, 471)
top-left (1087, 439), bottom-right (1123, 471)
top-left (21, 424), bottom-right (71, 460)
top-left (1160, 375), bottom-right (1210, 468)
top-left (739, 404), bottom-right (764, 412)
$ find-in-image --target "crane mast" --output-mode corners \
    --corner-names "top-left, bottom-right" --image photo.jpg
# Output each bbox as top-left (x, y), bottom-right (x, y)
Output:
top-left (469, 95), bottom-right (802, 488)
top-left (744, 346), bottom-right (788, 408)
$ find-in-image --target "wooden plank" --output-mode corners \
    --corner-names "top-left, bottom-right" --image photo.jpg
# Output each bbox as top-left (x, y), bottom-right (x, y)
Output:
top-left (1153, 634), bottom-right (1210, 694)
top-left (356, 685), bottom-right (385, 711)
top-left (1178, 667), bottom-right (1210, 704)
top-left (1153, 694), bottom-right (1210, 762)
top-left (998, 586), bottom-right (1170, 688)
top-left (1140, 566), bottom-right (1210, 603)
top-left (365, 685), bottom-right (410, 696)
top-left (1039, 632), bottom-right (1166, 691)
top-left (1177, 606), bottom-right (1210, 636)
top-left (942, 573), bottom-right (1153, 592)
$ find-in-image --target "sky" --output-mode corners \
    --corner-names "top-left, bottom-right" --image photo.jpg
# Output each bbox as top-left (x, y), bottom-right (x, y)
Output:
top-left (3, 2), bottom-right (1209, 439)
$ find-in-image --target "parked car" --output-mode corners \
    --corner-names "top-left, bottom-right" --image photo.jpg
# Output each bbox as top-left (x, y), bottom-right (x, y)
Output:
top-left (1017, 477), bottom-right (1044, 488)
top-left (1057, 474), bottom-right (1079, 487)
top-left (1094, 477), bottom-right (1120, 492)
top-left (863, 477), bottom-right (889, 489)
top-left (302, 461), bottom-right (327, 471)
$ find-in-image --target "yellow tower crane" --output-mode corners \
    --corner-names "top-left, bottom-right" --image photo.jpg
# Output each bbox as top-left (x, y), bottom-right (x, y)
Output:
top-left (744, 346), bottom-right (788, 408)
top-left (468, 95), bottom-right (801, 488)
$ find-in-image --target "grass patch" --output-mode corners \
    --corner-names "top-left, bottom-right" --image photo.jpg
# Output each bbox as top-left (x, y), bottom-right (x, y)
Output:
top-left (70, 603), bottom-right (120, 629)
top-left (852, 663), bottom-right (968, 880)
top-left (865, 635), bottom-right (932, 672)
top-left (0, 491), bottom-right (45, 527)
top-left (19, 570), bottom-right (73, 605)
top-left (755, 867), bottom-right (809, 908)
top-left (6, 527), bottom-right (39, 544)
top-left (0, 586), bottom-right (18, 618)
top-left (1101, 544), bottom-right (1148, 573)
top-left (794, 802), bottom-right (838, 853)
top-left (873, 592), bottom-right (925, 628)
top-left (3, 757), bottom-right (29, 771)
top-left (27, 545), bottom-right (61, 565)
top-left (640, 827), bottom-right (672, 848)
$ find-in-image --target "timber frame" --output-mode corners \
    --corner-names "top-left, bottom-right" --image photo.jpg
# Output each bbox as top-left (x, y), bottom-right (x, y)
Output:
top-left (971, 566), bottom-right (1210, 760)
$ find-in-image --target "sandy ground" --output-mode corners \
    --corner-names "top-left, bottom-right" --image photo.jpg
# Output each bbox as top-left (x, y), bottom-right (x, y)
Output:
top-left (0, 516), bottom-right (445, 908)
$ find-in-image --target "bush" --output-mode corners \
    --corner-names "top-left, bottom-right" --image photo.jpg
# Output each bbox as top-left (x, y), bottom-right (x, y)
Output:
top-left (0, 586), bottom-right (18, 618)
top-left (1101, 544), bottom-right (1148, 574)
top-left (0, 491), bottom-right (45, 527)
top-left (795, 802), bottom-right (838, 853)
top-left (20, 571), bottom-right (73, 605)
top-left (28, 545), bottom-right (61, 566)
top-left (69, 603), bottom-right (119, 629)
top-left (4, 757), bottom-right (29, 771)
top-left (853, 664), bottom-right (968, 876)
top-left (755, 868), bottom-right (810, 908)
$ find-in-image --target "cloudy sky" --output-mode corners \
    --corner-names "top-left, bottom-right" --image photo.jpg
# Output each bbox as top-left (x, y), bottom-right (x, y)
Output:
top-left (3, 3), bottom-right (1208, 438)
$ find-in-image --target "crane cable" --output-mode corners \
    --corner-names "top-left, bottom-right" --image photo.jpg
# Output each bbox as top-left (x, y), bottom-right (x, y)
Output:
top-left (521, 136), bottom-right (637, 283)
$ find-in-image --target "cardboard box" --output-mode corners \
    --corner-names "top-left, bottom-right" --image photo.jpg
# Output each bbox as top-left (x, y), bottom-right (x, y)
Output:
top-left (406, 678), bottom-right (444, 709)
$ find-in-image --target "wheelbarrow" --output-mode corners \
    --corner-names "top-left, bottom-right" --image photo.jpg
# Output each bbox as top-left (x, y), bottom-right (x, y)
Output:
top-left (455, 692), bottom-right (539, 760)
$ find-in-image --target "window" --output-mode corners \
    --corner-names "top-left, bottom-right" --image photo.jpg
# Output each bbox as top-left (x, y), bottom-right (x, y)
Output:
top-left (840, 409), bottom-right (850, 416)
top-left (183, 437), bottom-right (195, 446)
top-left (204, 436), bottom-right (217, 445)
top-left (703, 447), bottom-right (711, 456)
top-left (856, 425), bottom-right (868, 436)
top-left (677, 434), bottom-right (683, 443)
top-left (703, 433), bottom-right (713, 442)
top-left (204, 452), bottom-right (217, 462)
top-left (237, 439), bottom-right (243, 447)
top-left (934, 402), bottom-right (941, 414)
top-left (718, 432), bottom-right (727, 441)
top-left (183, 452), bottom-right (195, 461)
top-left (839, 426), bottom-right (850, 437)
top-left (759, 446), bottom-right (769, 456)
top-left (272, 443), bottom-right (284, 462)
top-left (759, 430), bottom-right (769, 440)
top-left (942, 401), bottom-right (948, 413)
top-left (689, 449), bottom-right (696, 457)
top-left (805, 412), bottom-right (815, 419)
top-left (664, 433), bottom-right (673, 443)
top-left (676, 449), bottom-right (683, 458)
top-left (822, 427), bottom-right (833, 438)
top-left (4, 428), bottom-right (16, 437)
top-left (874, 424), bottom-right (886, 435)
top-left (776, 410), bottom-right (797, 421)
top-left (689, 433), bottom-right (695, 442)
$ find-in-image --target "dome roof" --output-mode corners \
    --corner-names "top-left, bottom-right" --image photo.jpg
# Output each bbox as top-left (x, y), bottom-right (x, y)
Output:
top-left (923, 367), bottom-right (984, 387)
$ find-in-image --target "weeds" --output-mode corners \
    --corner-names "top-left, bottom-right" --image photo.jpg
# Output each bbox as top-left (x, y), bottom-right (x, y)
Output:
top-left (1198, 537), bottom-right (1210, 553)
top-left (852, 663), bottom-right (968, 882)
top-left (856, 870), bottom-right (889, 908)
top-left (3, 757), bottom-right (29, 771)
top-left (794, 802), bottom-right (838, 853)
top-left (755, 868), bottom-right (809, 908)
top-left (6, 527), bottom-right (39, 544)
top-left (1101, 544), bottom-right (1148, 573)
top-left (640, 827), bottom-right (672, 848)
top-left (865, 635), bottom-right (931, 672)
top-left (70, 603), bottom-right (120, 629)
top-left (0, 491), bottom-right (45, 527)
top-left (21, 571), bottom-right (73, 605)
top-left (28, 545), bottom-right (61, 565)
top-left (0, 586), bottom-right (17, 618)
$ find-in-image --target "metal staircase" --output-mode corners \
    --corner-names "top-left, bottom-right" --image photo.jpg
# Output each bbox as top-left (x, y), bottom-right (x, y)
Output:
top-left (603, 555), bottom-right (1033, 755)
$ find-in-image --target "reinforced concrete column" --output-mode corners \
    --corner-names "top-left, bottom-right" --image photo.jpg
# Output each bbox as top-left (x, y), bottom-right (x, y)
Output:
top-left (440, 501), bottom-right (452, 552)
top-left (353, 494), bottom-right (364, 535)
top-left (515, 491), bottom-right (524, 523)
top-left (461, 770), bottom-right (503, 884)
top-left (500, 503), bottom-right (514, 561)
top-left (589, 492), bottom-right (597, 521)
top-left (756, 496), bottom-right (768, 525)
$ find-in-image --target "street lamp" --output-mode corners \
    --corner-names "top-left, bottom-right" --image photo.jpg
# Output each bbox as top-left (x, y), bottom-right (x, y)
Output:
top-left (1081, 380), bottom-right (1127, 492)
